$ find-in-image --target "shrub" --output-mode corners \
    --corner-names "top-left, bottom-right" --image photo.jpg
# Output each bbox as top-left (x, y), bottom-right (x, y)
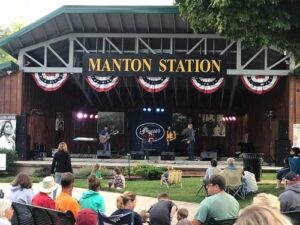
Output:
top-left (32, 167), bottom-right (51, 177)
top-left (132, 164), bottom-right (167, 180)
top-left (0, 149), bottom-right (18, 176)
top-left (75, 165), bottom-right (111, 178)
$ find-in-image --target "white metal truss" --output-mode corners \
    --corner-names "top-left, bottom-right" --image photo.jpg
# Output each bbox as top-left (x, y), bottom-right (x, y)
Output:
top-left (18, 33), bottom-right (294, 76)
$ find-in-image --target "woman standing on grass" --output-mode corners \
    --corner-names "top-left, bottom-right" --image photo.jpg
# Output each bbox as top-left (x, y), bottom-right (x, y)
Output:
top-left (51, 142), bottom-right (73, 199)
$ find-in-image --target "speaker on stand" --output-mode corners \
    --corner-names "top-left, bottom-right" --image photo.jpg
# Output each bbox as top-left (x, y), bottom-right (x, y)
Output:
top-left (16, 115), bottom-right (29, 160)
top-left (275, 140), bottom-right (291, 167)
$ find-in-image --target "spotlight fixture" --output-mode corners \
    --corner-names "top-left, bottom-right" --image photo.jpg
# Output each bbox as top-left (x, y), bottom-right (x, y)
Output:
top-left (161, 108), bottom-right (165, 112)
top-left (83, 113), bottom-right (88, 118)
top-left (95, 115), bottom-right (98, 119)
top-left (147, 108), bottom-right (151, 112)
top-left (89, 114), bottom-right (94, 119)
top-left (77, 112), bottom-right (83, 119)
top-left (143, 108), bottom-right (147, 112)
top-left (156, 108), bottom-right (160, 112)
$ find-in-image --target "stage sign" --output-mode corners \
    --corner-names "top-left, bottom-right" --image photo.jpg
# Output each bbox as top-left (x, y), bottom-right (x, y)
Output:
top-left (0, 154), bottom-right (6, 170)
top-left (0, 115), bottom-right (17, 151)
top-left (83, 54), bottom-right (226, 78)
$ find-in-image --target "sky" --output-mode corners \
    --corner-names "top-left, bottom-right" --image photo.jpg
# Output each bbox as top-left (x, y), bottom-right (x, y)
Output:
top-left (0, 0), bottom-right (174, 27)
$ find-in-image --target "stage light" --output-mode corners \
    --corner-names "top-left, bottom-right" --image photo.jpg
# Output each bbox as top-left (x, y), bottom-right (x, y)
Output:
top-left (156, 108), bottom-right (160, 112)
top-left (143, 108), bottom-right (147, 112)
top-left (89, 114), bottom-right (94, 119)
top-left (83, 113), bottom-right (88, 118)
top-left (147, 108), bottom-right (151, 112)
top-left (222, 117), bottom-right (225, 121)
top-left (228, 117), bottom-right (232, 121)
top-left (95, 115), bottom-right (98, 119)
top-left (232, 116), bottom-right (236, 121)
top-left (77, 112), bottom-right (83, 119)
top-left (161, 108), bottom-right (165, 112)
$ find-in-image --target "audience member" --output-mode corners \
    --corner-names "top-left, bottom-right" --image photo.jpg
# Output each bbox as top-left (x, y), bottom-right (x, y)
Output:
top-left (51, 142), bottom-right (73, 199)
top-left (192, 175), bottom-right (239, 225)
top-left (32, 176), bottom-right (58, 209)
top-left (176, 208), bottom-right (192, 225)
top-left (276, 147), bottom-right (300, 189)
top-left (90, 163), bottom-right (102, 179)
top-left (243, 167), bottom-right (258, 194)
top-left (139, 209), bottom-right (149, 224)
top-left (148, 193), bottom-right (177, 225)
top-left (160, 165), bottom-right (173, 186)
top-left (252, 193), bottom-right (280, 211)
top-left (76, 209), bottom-right (98, 225)
top-left (111, 192), bottom-right (142, 225)
top-left (80, 174), bottom-right (105, 213)
top-left (279, 171), bottom-right (300, 212)
top-left (203, 159), bottom-right (220, 182)
top-left (7, 173), bottom-right (34, 204)
top-left (108, 167), bottom-right (125, 189)
top-left (224, 158), bottom-right (237, 170)
top-left (0, 199), bottom-right (13, 225)
top-left (55, 172), bottom-right (80, 218)
top-left (235, 205), bottom-right (292, 225)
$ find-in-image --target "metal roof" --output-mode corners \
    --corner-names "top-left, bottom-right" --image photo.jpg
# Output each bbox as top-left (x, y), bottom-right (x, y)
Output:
top-left (0, 5), bottom-right (191, 58)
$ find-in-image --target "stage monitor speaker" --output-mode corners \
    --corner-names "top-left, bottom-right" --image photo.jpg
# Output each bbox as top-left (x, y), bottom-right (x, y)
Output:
top-left (16, 135), bottom-right (29, 160)
top-left (200, 151), bottom-right (217, 161)
top-left (97, 150), bottom-right (111, 159)
top-left (161, 152), bottom-right (175, 160)
top-left (131, 151), bottom-right (144, 160)
top-left (16, 116), bottom-right (27, 135)
top-left (275, 140), bottom-right (290, 166)
top-left (278, 120), bottom-right (289, 140)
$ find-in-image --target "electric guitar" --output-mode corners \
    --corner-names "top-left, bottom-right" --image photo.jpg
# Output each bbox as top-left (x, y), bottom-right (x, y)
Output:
top-left (99, 130), bottom-right (119, 144)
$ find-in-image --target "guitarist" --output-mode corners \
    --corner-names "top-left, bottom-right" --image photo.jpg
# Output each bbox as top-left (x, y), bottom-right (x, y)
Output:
top-left (166, 126), bottom-right (176, 152)
top-left (99, 125), bottom-right (111, 152)
top-left (183, 122), bottom-right (195, 160)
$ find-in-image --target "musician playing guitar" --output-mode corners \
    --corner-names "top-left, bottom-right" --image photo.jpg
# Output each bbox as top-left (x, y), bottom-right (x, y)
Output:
top-left (99, 125), bottom-right (119, 152)
top-left (166, 126), bottom-right (176, 152)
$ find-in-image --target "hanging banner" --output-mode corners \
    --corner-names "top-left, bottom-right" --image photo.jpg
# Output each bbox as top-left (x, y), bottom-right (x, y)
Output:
top-left (83, 53), bottom-right (226, 78)
top-left (86, 76), bottom-right (119, 92)
top-left (241, 75), bottom-right (279, 94)
top-left (136, 77), bottom-right (170, 93)
top-left (32, 73), bottom-right (69, 91)
top-left (191, 77), bottom-right (224, 94)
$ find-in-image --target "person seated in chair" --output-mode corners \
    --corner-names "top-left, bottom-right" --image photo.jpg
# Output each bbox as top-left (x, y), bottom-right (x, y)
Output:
top-left (243, 167), bottom-right (258, 194)
top-left (192, 175), bottom-right (240, 225)
top-left (276, 147), bottom-right (300, 189)
top-left (224, 158), bottom-right (238, 170)
top-left (160, 165), bottom-right (173, 187)
top-left (279, 171), bottom-right (300, 212)
top-left (203, 159), bottom-right (220, 183)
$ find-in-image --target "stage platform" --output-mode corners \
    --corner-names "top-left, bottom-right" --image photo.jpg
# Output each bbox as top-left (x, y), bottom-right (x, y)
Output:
top-left (15, 156), bottom-right (281, 176)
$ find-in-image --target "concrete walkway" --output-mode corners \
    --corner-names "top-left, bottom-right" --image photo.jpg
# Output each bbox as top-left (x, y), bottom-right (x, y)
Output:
top-left (0, 183), bottom-right (199, 224)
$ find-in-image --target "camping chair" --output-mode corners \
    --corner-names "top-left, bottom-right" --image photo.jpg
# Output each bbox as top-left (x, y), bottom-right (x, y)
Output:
top-left (220, 169), bottom-right (246, 199)
top-left (161, 170), bottom-right (183, 189)
top-left (204, 217), bottom-right (237, 225)
top-left (98, 211), bottom-right (134, 225)
top-left (283, 210), bottom-right (300, 225)
top-left (288, 157), bottom-right (300, 175)
top-left (196, 168), bottom-right (222, 196)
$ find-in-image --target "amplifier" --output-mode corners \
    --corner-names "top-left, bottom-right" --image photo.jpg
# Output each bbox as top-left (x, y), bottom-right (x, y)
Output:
top-left (161, 152), bottom-right (175, 160)
top-left (131, 151), bottom-right (144, 160)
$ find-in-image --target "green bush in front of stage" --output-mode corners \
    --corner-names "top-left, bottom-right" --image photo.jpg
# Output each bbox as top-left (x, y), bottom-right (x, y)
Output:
top-left (131, 164), bottom-right (167, 180)
top-left (0, 149), bottom-right (18, 176)
top-left (32, 167), bottom-right (51, 177)
top-left (75, 165), bottom-right (111, 179)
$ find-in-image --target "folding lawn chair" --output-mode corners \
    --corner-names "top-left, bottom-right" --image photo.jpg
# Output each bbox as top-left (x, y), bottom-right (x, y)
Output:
top-left (220, 169), bottom-right (246, 199)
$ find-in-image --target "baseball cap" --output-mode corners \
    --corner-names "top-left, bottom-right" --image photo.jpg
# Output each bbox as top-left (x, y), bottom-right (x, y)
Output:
top-left (285, 171), bottom-right (298, 181)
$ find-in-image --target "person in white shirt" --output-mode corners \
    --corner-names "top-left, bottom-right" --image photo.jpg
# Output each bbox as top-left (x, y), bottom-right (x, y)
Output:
top-left (243, 167), bottom-right (258, 194)
top-left (0, 199), bottom-right (13, 225)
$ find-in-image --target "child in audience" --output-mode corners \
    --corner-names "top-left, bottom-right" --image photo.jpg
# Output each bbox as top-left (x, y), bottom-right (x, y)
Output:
top-left (0, 199), bottom-right (13, 225)
top-left (148, 193), bottom-right (177, 225)
top-left (176, 208), bottom-right (191, 225)
top-left (76, 209), bottom-right (98, 225)
top-left (252, 193), bottom-right (280, 211)
top-left (90, 163), bottom-right (102, 179)
top-left (139, 209), bottom-right (149, 224)
top-left (108, 167), bottom-right (125, 189)
top-left (160, 165), bottom-right (173, 186)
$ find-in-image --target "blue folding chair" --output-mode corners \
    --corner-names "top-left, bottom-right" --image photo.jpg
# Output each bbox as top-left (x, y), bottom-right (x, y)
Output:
top-left (98, 211), bottom-right (134, 225)
top-left (288, 157), bottom-right (300, 175)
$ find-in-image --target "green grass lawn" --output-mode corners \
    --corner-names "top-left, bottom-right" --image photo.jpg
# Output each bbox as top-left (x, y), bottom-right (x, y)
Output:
top-left (0, 173), bottom-right (282, 208)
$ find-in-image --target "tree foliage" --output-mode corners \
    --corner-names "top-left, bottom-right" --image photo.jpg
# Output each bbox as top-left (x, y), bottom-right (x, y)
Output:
top-left (0, 18), bottom-right (25, 63)
top-left (176, 0), bottom-right (300, 60)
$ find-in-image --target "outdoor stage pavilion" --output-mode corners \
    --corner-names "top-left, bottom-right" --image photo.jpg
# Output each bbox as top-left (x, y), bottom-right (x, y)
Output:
top-left (0, 5), bottom-right (299, 165)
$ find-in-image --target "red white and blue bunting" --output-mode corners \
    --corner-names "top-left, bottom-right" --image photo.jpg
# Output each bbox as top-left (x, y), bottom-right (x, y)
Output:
top-left (32, 73), bottom-right (69, 91)
top-left (137, 76), bottom-right (170, 93)
top-left (191, 77), bottom-right (224, 94)
top-left (240, 75), bottom-right (279, 95)
top-left (86, 76), bottom-right (119, 92)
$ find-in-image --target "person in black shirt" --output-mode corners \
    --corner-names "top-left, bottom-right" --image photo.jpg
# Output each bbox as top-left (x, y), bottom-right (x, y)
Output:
top-left (51, 142), bottom-right (73, 199)
top-left (276, 147), bottom-right (300, 189)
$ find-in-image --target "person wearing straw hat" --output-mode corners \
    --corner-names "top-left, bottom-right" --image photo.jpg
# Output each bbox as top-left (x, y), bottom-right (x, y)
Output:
top-left (0, 199), bottom-right (13, 225)
top-left (32, 176), bottom-right (59, 209)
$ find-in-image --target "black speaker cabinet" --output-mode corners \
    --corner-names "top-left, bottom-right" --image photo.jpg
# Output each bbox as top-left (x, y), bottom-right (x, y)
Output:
top-left (131, 151), bottom-right (144, 160)
top-left (161, 152), bottom-right (175, 160)
top-left (200, 151), bottom-right (217, 161)
top-left (278, 120), bottom-right (289, 140)
top-left (16, 115), bottom-right (27, 135)
top-left (275, 140), bottom-right (291, 166)
top-left (97, 150), bottom-right (111, 159)
top-left (16, 135), bottom-right (29, 160)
